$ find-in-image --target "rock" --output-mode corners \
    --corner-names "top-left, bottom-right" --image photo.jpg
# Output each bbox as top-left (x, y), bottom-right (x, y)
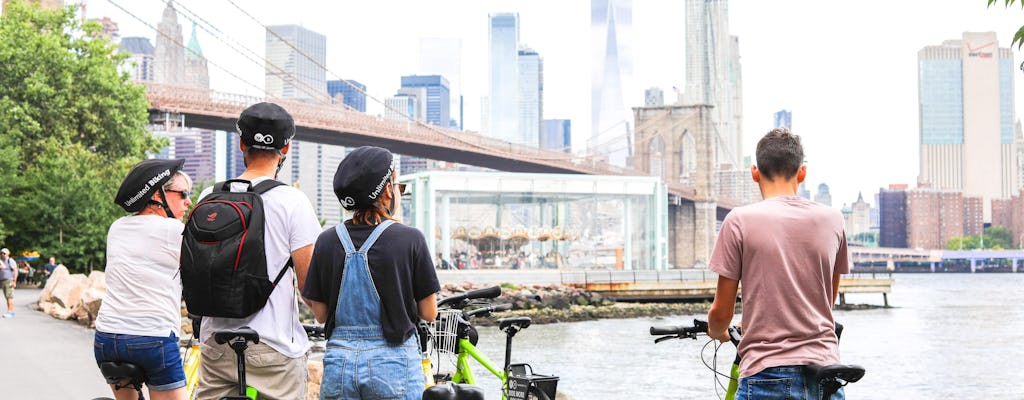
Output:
top-left (86, 270), bottom-right (106, 291)
top-left (79, 287), bottom-right (106, 323)
top-left (39, 266), bottom-right (70, 304)
top-left (51, 273), bottom-right (87, 309)
top-left (51, 305), bottom-right (75, 320)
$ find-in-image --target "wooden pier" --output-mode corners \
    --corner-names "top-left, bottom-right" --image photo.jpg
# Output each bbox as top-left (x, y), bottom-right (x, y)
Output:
top-left (562, 270), bottom-right (894, 306)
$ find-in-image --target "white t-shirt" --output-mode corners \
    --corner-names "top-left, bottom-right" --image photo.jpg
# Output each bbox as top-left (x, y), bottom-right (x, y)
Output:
top-left (197, 178), bottom-right (321, 358)
top-left (95, 215), bottom-right (184, 337)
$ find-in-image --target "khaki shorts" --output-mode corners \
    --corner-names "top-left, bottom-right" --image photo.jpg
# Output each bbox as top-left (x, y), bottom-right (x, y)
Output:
top-left (1, 280), bottom-right (12, 299)
top-left (196, 337), bottom-right (307, 400)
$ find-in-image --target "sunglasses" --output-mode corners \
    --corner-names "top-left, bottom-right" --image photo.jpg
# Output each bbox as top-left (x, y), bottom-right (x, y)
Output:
top-left (393, 182), bottom-right (408, 195)
top-left (167, 189), bottom-right (193, 199)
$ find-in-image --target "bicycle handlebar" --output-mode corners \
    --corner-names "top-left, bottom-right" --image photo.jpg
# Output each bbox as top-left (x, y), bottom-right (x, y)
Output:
top-left (303, 324), bottom-right (325, 340)
top-left (463, 303), bottom-right (513, 319)
top-left (437, 286), bottom-right (503, 308)
top-left (650, 319), bottom-right (709, 337)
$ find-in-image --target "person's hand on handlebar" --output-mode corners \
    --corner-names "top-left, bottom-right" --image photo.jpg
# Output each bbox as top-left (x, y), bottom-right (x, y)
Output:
top-left (708, 327), bottom-right (730, 342)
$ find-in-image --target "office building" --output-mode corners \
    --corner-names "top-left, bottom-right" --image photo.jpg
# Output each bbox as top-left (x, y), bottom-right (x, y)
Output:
top-left (488, 13), bottom-right (519, 143)
top-left (542, 119), bottom-right (572, 153)
top-left (645, 87), bottom-right (664, 107)
top-left (518, 48), bottom-right (543, 147)
top-left (906, 189), bottom-right (964, 250)
top-left (918, 32), bottom-right (1018, 219)
top-left (419, 38), bottom-right (463, 129)
top-left (797, 182), bottom-right (810, 200)
top-left (327, 79), bottom-right (367, 112)
top-left (119, 37), bottom-right (155, 81)
top-left (814, 183), bottom-right (832, 207)
top-left (591, 0), bottom-right (633, 166)
top-left (846, 192), bottom-right (871, 237)
top-left (154, 1), bottom-right (184, 85)
top-left (774, 109), bottom-right (792, 130)
top-left (265, 24), bottom-right (327, 102)
top-left (879, 185), bottom-right (909, 248)
top-left (685, 0), bottom-right (743, 169)
top-left (401, 75), bottom-right (451, 127)
top-left (184, 22), bottom-right (209, 89)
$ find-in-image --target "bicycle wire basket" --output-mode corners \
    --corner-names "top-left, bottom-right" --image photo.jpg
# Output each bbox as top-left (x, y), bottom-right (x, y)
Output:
top-left (431, 308), bottom-right (461, 356)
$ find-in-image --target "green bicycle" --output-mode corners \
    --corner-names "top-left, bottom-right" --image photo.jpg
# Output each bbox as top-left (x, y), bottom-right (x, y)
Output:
top-left (422, 286), bottom-right (559, 400)
top-left (649, 319), bottom-right (865, 400)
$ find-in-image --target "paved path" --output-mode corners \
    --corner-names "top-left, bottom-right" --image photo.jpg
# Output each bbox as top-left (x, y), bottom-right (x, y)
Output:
top-left (0, 288), bottom-right (112, 399)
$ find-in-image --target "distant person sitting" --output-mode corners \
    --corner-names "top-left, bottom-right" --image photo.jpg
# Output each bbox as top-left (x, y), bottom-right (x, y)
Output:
top-left (44, 257), bottom-right (59, 279)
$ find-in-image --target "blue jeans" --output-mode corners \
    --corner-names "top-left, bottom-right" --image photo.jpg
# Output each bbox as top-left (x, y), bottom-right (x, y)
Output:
top-left (93, 331), bottom-right (186, 391)
top-left (738, 366), bottom-right (845, 400)
top-left (320, 334), bottom-right (423, 400)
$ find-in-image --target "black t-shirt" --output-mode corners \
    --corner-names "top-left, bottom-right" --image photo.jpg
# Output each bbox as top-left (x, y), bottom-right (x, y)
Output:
top-left (302, 220), bottom-right (440, 343)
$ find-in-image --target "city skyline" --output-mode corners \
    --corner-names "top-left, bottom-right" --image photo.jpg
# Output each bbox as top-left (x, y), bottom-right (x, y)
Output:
top-left (79, 0), bottom-right (1024, 209)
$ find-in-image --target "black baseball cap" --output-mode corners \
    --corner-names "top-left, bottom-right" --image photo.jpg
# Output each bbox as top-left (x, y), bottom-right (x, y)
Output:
top-left (333, 146), bottom-right (395, 210)
top-left (237, 102), bottom-right (295, 150)
top-left (115, 158), bottom-right (185, 213)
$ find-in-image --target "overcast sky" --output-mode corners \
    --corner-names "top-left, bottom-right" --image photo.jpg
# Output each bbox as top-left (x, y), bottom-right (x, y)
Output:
top-left (79, 0), bottom-right (1024, 209)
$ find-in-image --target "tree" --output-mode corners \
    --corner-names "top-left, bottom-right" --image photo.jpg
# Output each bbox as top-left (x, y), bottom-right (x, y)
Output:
top-left (0, 2), bottom-right (162, 271)
top-left (989, 0), bottom-right (1024, 69)
top-left (984, 226), bottom-right (1015, 249)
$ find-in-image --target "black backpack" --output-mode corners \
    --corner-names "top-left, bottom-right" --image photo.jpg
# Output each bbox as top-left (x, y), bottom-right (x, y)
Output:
top-left (180, 179), bottom-right (292, 318)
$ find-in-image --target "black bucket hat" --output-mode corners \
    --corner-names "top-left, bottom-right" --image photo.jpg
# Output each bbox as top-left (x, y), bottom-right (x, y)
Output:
top-left (237, 102), bottom-right (295, 150)
top-left (333, 146), bottom-right (395, 210)
top-left (115, 158), bottom-right (185, 213)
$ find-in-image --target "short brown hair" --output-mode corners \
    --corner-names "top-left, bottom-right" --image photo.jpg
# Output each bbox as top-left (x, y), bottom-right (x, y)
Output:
top-left (755, 128), bottom-right (804, 181)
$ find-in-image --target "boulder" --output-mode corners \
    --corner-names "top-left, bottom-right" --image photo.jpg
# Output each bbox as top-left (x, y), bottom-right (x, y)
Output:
top-left (51, 273), bottom-right (88, 309)
top-left (79, 287), bottom-right (106, 324)
top-left (39, 265), bottom-right (70, 303)
top-left (51, 305), bottom-right (75, 320)
top-left (86, 270), bottom-right (106, 291)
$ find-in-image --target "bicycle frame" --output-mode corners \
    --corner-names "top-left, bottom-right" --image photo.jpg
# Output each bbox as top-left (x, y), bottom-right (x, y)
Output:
top-left (450, 337), bottom-right (507, 388)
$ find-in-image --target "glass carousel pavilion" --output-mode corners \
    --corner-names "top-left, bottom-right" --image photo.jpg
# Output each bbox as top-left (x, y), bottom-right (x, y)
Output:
top-left (398, 171), bottom-right (668, 270)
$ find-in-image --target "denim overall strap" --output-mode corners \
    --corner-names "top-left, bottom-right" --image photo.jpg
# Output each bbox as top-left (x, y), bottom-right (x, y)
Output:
top-left (331, 220), bottom-right (394, 339)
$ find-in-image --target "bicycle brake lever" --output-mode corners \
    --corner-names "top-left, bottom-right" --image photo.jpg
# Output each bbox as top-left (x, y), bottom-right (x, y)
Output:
top-left (654, 336), bottom-right (676, 344)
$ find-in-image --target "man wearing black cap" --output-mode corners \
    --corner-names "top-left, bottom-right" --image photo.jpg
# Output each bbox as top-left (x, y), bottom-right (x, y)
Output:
top-left (195, 103), bottom-right (321, 400)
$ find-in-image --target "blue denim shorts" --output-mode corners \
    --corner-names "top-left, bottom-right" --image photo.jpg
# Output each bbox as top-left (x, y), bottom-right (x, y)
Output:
top-left (93, 331), bottom-right (186, 391)
top-left (738, 366), bottom-right (845, 400)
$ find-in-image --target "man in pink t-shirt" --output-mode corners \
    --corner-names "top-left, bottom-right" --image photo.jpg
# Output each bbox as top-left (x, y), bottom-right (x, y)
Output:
top-left (707, 128), bottom-right (850, 400)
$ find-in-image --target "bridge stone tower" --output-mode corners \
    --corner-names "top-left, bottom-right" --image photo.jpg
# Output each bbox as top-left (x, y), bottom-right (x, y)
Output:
top-left (633, 105), bottom-right (717, 268)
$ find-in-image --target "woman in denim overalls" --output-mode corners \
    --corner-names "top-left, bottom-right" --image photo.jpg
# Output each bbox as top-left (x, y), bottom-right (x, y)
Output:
top-left (305, 146), bottom-right (439, 400)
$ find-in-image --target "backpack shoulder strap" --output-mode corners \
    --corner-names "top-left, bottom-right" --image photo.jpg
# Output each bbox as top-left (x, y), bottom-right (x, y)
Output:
top-left (271, 257), bottom-right (294, 287)
top-left (253, 179), bottom-right (286, 195)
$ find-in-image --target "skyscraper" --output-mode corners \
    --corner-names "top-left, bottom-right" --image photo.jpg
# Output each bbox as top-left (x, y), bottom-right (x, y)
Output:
top-left (401, 75), bottom-right (451, 127)
top-left (488, 13), bottom-right (519, 144)
top-left (119, 37), bottom-right (155, 81)
top-left (814, 183), bottom-right (832, 207)
top-left (879, 186), bottom-right (909, 248)
top-left (542, 119), bottom-right (572, 153)
top-left (154, 1), bottom-right (184, 85)
top-left (327, 79), bottom-right (367, 112)
top-left (518, 48), bottom-right (543, 147)
top-left (264, 24), bottom-right (339, 225)
top-left (918, 32), bottom-right (1017, 219)
top-left (591, 0), bottom-right (632, 166)
top-left (645, 87), bottom-right (664, 107)
top-left (684, 0), bottom-right (743, 168)
top-left (419, 38), bottom-right (463, 129)
top-left (774, 109), bottom-right (792, 130)
top-left (265, 24), bottom-right (327, 102)
top-left (184, 22), bottom-right (209, 89)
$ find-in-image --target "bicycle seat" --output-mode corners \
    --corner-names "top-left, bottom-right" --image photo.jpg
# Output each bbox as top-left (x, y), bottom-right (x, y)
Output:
top-left (98, 361), bottom-right (145, 385)
top-left (422, 382), bottom-right (486, 400)
top-left (497, 317), bottom-right (532, 331)
top-left (213, 326), bottom-right (260, 345)
top-left (806, 364), bottom-right (865, 384)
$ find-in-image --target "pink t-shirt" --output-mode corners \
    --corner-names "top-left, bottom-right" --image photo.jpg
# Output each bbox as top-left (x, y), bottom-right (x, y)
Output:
top-left (709, 195), bottom-right (850, 377)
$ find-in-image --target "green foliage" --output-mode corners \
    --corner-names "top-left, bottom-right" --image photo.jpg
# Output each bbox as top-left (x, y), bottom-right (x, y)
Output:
top-left (946, 226), bottom-right (1019, 250)
top-left (0, 2), bottom-right (160, 272)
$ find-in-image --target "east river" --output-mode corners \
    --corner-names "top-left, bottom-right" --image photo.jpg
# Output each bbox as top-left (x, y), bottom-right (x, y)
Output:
top-left (462, 273), bottom-right (1024, 399)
